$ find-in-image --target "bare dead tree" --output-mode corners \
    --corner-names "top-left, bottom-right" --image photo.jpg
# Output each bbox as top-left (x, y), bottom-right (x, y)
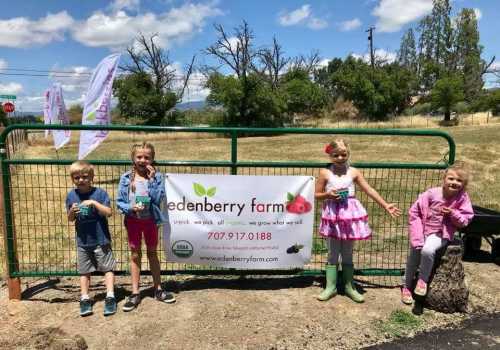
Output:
top-left (289, 51), bottom-right (321, 74)
top-left (205, 21), bottom-right (255, 79)
top-left (121, 33), bottom-right (195, 101)
top-left (256, 37), bottom-right (290, 89)
top-left (482, 55), bottom-right (497, 76)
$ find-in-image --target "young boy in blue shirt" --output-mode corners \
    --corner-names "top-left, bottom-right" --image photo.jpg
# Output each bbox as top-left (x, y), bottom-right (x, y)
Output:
top-left (66, 160), bottom-right (116, 317)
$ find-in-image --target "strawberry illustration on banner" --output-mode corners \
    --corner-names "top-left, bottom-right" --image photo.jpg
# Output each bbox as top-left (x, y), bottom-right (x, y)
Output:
top-left (286, 192), bottom-right (312, 214)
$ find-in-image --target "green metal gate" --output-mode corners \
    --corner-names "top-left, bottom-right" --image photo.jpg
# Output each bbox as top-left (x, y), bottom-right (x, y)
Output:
top-left (0, 124), bottom-right (455, 291)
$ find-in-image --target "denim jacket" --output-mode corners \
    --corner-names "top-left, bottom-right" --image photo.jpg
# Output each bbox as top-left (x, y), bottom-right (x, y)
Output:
top-left (116, 170), bottom-right (167, 224)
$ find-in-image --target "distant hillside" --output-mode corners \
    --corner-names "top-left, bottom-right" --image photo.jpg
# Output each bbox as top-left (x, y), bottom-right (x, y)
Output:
top-left (175, 100), bottom-right (206, 111)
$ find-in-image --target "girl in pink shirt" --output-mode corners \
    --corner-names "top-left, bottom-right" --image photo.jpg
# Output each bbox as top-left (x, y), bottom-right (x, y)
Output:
top-left (401, 162), bottom-right (474, 304)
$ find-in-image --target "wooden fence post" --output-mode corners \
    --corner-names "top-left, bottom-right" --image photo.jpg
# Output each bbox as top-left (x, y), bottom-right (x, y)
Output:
top-left (0, 141), bottom-right (21, 300)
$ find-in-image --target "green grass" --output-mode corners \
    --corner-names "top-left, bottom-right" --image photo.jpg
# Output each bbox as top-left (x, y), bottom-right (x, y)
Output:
top-left (375, 309), bottom-right (424, 338)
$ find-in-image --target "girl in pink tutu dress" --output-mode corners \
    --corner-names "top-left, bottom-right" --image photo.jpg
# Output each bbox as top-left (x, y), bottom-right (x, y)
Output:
top-left (315, 139), bottom-right (401, 302)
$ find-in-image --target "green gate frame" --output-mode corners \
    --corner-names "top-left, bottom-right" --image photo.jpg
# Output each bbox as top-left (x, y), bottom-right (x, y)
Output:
top-left (0, 124), bottom-right (455, 299)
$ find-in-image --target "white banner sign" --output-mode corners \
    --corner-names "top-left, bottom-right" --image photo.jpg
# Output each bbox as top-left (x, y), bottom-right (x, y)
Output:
top-left (43, 89), bottom-right (50, 138)
top-left (163, 174), bottom-right (315, 269)
top-left (48, 83), bottom-right (71, 150)
top-left (78, 53), bottom-right (120, 159)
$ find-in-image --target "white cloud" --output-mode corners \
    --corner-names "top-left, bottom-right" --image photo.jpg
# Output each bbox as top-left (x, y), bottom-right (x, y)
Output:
top-left (49, 65), bottom-right (92, 94)
top-left (0, 82), bottom-right (23, 94)
top-left (0, 11), bottom-right (74, 48)
top-left (474, 8), bottom-right (482, 21)
top-left (278, 5), bottom-right (311, 26)
top-left (109, 0), bottom-right (141, 13)
top-left (352, 49), bottom-right (397, 64)
top-left (72, 3), bottom-right (222, 50)
top-left (278, 4), bottom-right (328, 30)
top-left (318, 58), bottom-right (330, 68)
top-left (339, 18), bottom-right (362, 32)
top-left (372, 0), bottom-right (433, 33)
top-left (0, 58), bottom-right (7, 70)
top-left (181, 72), bottom-right (210, 102)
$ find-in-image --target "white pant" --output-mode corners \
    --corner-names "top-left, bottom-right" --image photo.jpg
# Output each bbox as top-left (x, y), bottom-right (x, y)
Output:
top-left (404, 233), bottom-right (447, 288)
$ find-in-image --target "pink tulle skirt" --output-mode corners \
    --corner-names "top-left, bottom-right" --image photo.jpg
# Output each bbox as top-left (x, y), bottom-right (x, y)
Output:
top-left (319, 197), bottom-right (372, 240)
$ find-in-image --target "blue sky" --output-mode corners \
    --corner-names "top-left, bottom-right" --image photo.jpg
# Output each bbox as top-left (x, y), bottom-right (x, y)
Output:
top-left (0, 0), bottom-right (498, 112)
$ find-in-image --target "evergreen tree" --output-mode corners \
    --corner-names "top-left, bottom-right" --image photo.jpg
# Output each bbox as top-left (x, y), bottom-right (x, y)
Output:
top-left (398, 28), bottom-right (418, 74)
top-left (431, 75), bottom-right (464, 121)
top-left (417, 0), bottom-right (454, 91)
top-left (454, 8), bottom-right (484, 102)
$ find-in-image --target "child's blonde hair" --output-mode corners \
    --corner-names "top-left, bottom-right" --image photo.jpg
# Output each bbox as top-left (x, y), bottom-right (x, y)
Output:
top-left (445, 161), bottom-right (470, 189)
top-left (69, 160), bottom-right (94, 178)
top-left (324, 139), bottom-right (350, 156)
top-left (130, 142), bottom-right (156, 192)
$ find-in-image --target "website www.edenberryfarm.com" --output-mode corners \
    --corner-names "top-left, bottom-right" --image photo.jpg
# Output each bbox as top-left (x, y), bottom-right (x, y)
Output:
top-left (199, 255), bottom-right (279, 264)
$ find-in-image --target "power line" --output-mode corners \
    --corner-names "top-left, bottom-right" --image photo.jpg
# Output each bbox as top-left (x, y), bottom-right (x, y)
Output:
top-left (1, 68), bottom-right (92, 75)
top-left (0, 72), bottom-right (206, 80)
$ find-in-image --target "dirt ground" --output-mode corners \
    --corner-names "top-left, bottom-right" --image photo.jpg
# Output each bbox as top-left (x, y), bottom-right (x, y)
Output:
top-left (0, 258), bottom-right (499, 350)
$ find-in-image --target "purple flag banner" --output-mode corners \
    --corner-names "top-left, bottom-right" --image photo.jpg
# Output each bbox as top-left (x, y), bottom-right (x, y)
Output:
top-left (48, 83), bottom-right (71, 150)
top-left (78, 53), bottom-right (120, 159)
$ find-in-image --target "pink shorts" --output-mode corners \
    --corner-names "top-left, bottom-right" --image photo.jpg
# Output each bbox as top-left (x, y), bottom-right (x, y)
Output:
top-left (124, 216), bottom-right (158, 250)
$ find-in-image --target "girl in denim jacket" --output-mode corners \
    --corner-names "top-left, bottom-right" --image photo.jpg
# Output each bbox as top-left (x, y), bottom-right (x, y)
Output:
top-left (401, 162), bottom-right (474, 304)
top-left (117, 142), bottom-right (175, 311)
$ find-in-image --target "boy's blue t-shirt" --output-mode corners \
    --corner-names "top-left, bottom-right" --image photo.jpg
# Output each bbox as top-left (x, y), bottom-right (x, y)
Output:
top-left (66, 187), bottom-right (111, 248)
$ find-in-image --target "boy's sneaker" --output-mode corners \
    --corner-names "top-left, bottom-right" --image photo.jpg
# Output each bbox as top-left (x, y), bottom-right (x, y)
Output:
top-left (401, 287), bottom-right (414, 305)
top-left (122, 294), bottom-right (141, 312)
top-left (79, 299), bottom-right (93, 317)
top-left (155, 289), bottom-right (176, 304)
top-left (103, 296), bottom-right (117, 316)
top-left (414, 279), bottom-right (428, 296)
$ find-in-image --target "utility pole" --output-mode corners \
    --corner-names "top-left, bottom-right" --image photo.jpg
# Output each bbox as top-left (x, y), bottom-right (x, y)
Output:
top-left (366, 26), bottom-right (375, 69)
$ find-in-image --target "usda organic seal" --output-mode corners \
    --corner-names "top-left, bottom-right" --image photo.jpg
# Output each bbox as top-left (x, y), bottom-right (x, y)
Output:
top-left (172, 240), bottom-right (194, 258)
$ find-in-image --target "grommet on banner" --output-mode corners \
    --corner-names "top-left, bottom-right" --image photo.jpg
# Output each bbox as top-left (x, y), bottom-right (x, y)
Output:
top-left (0, 148), bottom-right (6, 154)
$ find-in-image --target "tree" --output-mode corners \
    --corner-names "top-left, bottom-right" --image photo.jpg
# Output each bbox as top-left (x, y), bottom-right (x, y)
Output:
top-left (113, 72), bottom-right (177, 125)
top-left (114, 33), bottom-right (194, 125)
top-left (314, 57), bottom-right (343, 99)
top-left (205, 72), bottom-right (286, 127)
top-left (398, 29), bottom-right (418, 74)
top-left (205, 21), bottom-right (258, 126)
top-left (67, 104), bottom-right (83, 124)
top-left (255, 37), bottom-right (290, 90)
top-left (281, 69), bottom-right (327, 115)
top-left (454, 8), bottom-right (484, 102)
top-left (488, 89), bottom-right (500, 116)
top-left (323, 56), bottom-right (414, 120)
top-left (430, 75), bottom-right (464, 121)
top-left (417, 0), bottom-right (454, 91)
top-left (0, 107), bottom-right (8, 127)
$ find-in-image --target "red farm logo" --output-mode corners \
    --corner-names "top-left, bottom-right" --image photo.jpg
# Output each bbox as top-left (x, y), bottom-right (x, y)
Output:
top-left (285, 193), bottom-right (312, 214)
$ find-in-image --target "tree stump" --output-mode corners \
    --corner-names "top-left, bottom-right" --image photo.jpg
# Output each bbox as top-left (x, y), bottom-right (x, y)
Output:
top-left (425, 244), bottom-right (469, 313)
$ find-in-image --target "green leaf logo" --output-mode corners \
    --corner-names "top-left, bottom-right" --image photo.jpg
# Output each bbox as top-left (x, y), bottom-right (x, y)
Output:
top-left (193, 183), bottom-right (206, 196)
top-left (206, 186), bottom-right (217, 197)
top-left (287, 192), bottom-right (295, 202)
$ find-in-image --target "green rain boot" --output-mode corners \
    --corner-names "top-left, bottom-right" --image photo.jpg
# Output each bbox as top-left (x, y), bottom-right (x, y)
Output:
top-left (343, 264), bottom-right (364, 303)
top-left (317, 264), bottom-right (338, 301)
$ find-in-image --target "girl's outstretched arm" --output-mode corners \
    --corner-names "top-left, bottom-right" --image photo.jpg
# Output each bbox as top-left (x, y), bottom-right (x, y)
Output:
top-left (352, 168), bottom-right (401, 217)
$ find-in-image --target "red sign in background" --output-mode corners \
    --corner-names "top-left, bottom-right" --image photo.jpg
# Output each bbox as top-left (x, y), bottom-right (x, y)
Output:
top-left (2, 102), bottom-right (15, 113)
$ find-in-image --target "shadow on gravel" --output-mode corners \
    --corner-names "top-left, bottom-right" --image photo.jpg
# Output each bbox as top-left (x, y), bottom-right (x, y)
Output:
top-left (176, 275), bottom-right (317, 292)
